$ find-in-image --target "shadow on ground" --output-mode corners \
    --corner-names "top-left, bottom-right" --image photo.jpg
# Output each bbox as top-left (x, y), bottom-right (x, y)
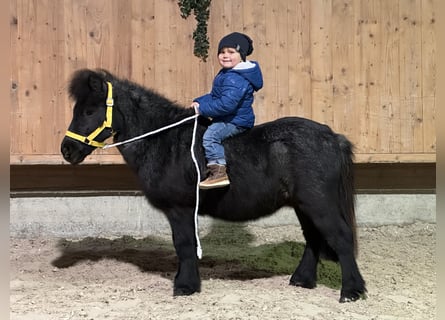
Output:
top-left (51, 222), bottom-right (341, 289)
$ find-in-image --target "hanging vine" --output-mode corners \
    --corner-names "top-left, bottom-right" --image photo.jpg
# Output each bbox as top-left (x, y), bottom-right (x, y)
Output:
top-left (178, 0), bottom-right (211, 61)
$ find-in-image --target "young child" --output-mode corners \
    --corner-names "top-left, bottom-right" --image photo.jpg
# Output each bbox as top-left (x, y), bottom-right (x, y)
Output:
top-left (191, 32), bottom-right (263, 189)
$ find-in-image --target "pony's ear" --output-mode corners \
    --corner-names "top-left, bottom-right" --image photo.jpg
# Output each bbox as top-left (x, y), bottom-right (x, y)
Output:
top-left (69, 69), bottom-right (106, 101)
top-left (88, 72), bottom-right (106, 94)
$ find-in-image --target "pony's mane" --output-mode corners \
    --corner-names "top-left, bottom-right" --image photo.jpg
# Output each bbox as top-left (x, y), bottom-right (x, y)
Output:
top-left (68, 68), bottom-right (188, 117)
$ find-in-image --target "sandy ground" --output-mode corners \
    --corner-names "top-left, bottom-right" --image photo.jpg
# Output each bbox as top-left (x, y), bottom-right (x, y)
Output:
top-left (10, 222), bottom-right (435, 320)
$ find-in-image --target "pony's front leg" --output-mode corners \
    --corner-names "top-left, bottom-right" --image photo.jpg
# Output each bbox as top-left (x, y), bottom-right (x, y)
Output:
top-left (165, 207), bottom-right (201, 296)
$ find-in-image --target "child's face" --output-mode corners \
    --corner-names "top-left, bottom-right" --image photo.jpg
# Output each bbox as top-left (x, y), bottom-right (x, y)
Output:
top-left (218, 47), bottom-right (242, 68)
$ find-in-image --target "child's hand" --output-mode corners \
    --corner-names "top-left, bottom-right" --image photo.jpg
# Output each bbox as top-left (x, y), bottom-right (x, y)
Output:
top-left (190, 102), bottom-right (200, 114)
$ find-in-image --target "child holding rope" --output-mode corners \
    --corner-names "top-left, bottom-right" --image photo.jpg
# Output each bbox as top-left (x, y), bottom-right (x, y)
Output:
top-left (191, 32), bottom-right (263, 189)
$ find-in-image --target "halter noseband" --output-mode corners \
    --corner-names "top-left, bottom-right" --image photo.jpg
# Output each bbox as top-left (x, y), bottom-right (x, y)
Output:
top-left (65, 81), bottom-right (115, 148)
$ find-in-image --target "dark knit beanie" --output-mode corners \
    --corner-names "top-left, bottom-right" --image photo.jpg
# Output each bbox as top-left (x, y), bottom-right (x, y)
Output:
top-left (218, 32), bottom-right (253, 61)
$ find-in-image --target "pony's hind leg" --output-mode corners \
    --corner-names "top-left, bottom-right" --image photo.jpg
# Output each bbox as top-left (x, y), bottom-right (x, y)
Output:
top-left (292, 197), bottom-right (366, 302)
top-left (289, 211), bottom-right (320, 289)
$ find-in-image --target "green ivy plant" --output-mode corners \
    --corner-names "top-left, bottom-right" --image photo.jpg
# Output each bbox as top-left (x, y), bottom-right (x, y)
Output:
top-left (178, 0), bottom-right (211, 61)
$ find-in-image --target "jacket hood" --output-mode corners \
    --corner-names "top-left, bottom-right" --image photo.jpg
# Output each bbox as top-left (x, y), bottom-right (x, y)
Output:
top-left (231, 61), bottom-right (263, 91)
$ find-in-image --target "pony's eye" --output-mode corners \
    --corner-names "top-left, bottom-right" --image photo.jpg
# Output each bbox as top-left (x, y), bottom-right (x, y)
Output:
top-left (85, 110), bottom-right (94, 116)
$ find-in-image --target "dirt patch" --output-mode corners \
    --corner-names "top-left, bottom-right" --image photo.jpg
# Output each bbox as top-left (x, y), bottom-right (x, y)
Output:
top-left (10, 222), bottom-right (436, 319)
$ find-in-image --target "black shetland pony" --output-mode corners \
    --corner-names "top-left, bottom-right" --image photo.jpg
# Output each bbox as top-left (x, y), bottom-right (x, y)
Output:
top-left (61, 69), bottom-right (366, 303)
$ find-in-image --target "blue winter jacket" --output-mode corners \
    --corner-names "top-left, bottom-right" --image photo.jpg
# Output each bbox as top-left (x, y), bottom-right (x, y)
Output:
top-left (194, 61), bottom-right (263, 128)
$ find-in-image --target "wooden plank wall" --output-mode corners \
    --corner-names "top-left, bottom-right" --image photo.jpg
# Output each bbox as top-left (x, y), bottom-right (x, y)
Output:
top-left (10, 0), bottom-right (436, 164)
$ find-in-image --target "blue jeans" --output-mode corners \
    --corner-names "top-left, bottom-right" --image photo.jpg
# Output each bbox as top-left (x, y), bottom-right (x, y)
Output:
top-left (202, 122), bottom-right (246, 165)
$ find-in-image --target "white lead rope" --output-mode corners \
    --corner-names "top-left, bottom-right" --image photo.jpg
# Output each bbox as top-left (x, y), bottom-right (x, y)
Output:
top-left (190, 115), bottom-right (203, 259)
top-left (102, 114), bottom-right (203, 259)
top-left (102, 114), bottom-right (199, 149)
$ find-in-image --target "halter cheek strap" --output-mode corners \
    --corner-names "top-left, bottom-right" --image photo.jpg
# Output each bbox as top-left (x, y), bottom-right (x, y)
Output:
top-left (65, 82), bottom-right (115, 148)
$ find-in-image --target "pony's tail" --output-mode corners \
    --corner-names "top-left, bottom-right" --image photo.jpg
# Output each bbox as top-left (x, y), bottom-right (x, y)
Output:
top-left (337, 134), bottom-right (358, 257)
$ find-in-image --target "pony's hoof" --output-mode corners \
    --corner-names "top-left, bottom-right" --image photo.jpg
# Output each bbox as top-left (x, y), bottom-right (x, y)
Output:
top-left (173, 287), bottom-right (200, 296)
top-left (339, 291), bottom-right (366, 303)
top-left (289, 279), bottom-right (316, 289)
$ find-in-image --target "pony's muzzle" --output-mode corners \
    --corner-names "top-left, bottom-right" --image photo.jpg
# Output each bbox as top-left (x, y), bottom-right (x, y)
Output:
top-left (61, 138), bottom-right (93, 165)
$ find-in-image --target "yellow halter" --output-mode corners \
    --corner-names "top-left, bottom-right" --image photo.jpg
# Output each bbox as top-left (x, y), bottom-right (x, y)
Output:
top-left (65, 82), bottom-right (114, 148)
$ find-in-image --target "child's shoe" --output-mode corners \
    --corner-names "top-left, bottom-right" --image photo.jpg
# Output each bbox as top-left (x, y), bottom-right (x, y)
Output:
top-left (199, 164), bottom-right (230, 189)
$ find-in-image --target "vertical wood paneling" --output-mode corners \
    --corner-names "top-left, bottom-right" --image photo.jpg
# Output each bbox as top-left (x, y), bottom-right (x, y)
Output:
top-left (10, 0), bottom-right (436, 164)
top-left (310, 0), bottom-right (334, 125)
top-left (243, 0), bottom-right (268, 121)
top-left (331, 0), bottom-right (355, 136)
top-left (275, 1), bottom-right (290, 119)
top-left (85, 1), bottom-right (112, 70)
top-left (242, 0), bottom-right (267, 121)
top-left (130, 0), bottom-right (156, 85)
top-left (173, 8), bottom-right (194, 105)
top-left (261, 1), bottom-right (280, 121)
top-left (64, 1), bottom-right (88, 72)
top-left (399, 0), bottom-right (423, 152)
top-left (380, 0), bottom-right (401, 153)
top-left (153, 0), bottom-right (173, 99)
top-left (421, 0), bottom-right (436, 153)
top-left (11, 0), bottom-right (66, 155)
top-left (111, 0), bottom-right (132, 77)
top-left (287, 0), bottom-right (312, 119)
top-left (265, 1), bottom-right (290, 120)
top-left (354, 0), bottom-right (381, 153)
top-left (10, 0), bottom-right (19, 154)
top-left (228, 0), bottom-right (244, 32)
